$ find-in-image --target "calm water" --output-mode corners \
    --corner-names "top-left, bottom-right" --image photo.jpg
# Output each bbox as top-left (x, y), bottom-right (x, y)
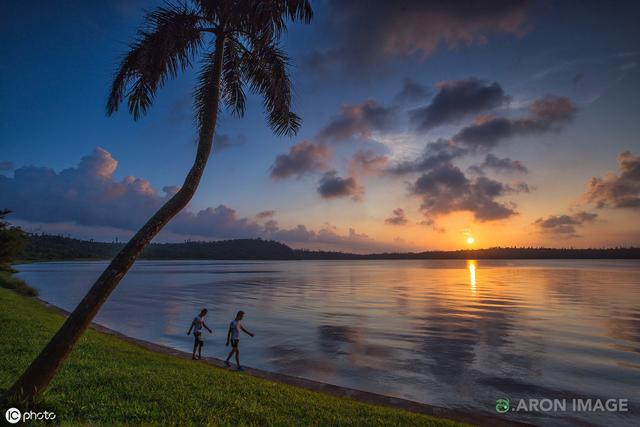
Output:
top-left (15, 259), bottom-right (640, 426)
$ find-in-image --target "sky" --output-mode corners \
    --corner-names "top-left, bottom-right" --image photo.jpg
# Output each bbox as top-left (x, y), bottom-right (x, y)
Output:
top-left (1, 0), bottom-right (639, 253)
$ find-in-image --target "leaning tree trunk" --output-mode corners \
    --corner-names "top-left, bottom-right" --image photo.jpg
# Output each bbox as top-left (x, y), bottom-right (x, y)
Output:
top-left (9, 36), bottom-right (226, 403)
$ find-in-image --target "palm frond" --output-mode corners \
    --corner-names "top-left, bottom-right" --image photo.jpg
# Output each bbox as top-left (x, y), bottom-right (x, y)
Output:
top-left (220, 38), bottom-right (246, 117)
top-left (107, 3), bottom-right (204, 120)
top-left (240, 39), bottom-right (300, 136)
top-left (192, 0), bottom-right (223, 22)
top-left (238, 0), bottom-right (313, 37)
top-left (284, 0), bottom-right (313, 23)
top-left (194, 37), bottom-right (226, 139)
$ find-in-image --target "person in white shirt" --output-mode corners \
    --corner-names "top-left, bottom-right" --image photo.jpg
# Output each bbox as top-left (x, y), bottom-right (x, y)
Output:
top-left (187, 308), bottom-right (212, 360)
top-left (224, 310), bottom-right (254, 371)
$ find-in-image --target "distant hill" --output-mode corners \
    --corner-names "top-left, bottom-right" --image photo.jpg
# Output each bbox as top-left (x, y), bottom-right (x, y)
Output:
top-left (19, 233), bottom-right (640, 261)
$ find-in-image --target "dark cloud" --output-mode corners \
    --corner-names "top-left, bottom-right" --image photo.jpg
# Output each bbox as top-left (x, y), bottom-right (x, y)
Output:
top-left (389, 139), bottom-right (468, 175)
top-left (453, 115), bottom-right (513, 149)
top-left (453, 95), bottom-right (577, 149)
top-left (511, 181), bottom-right (533, 193)
top-left (348, 149), bottom-right (389, 175)
top-left (385, 208), bottom-right (409, 225)
top-left (215, 133), bottom-right (246, 151)
top-left (529, 95), bottom-right (577, 122)
top-left (471, 154), bottom-right (529, 174)
top-left (409, 78), bottom-right (508, 131)
top-left (270, 141), bottom-right (331, 179)
top-left (533, 211), bottom-right (598, 238)
top-left (584, 151), bottom-right (640, 209)
top-left (316, 100), bottom-right (396, 143)
top-left (317, 170), bottom-right (364, 200)
top-left (410, 163), bottom-right (523, 221)
top-left (0, 161), bottom-right (14, 171)
top-left (255, 210), bottom-right (276, 219)
top-left (394, 78), bottom-right (431, 104)
top-left (309, 0), bottom-right (533, 72)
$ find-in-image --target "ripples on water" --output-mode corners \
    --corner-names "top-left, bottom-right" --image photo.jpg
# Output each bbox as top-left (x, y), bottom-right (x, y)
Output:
top-left (15, 259), bottom-right (640, 426)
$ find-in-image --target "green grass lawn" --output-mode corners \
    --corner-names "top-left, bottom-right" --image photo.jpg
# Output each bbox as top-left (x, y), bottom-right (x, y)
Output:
top-left (0, 271), bottom-right (38, 296)
top-left (0, 287), bottom-right (469, 426)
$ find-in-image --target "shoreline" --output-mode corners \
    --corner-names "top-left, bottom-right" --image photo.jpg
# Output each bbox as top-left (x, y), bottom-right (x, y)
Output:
top-left (35, 296), bottom-right (532, 427)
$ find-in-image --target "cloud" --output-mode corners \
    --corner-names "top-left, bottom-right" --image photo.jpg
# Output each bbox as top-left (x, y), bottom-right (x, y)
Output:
top-left (317, 170), bottom-right (364, 200)
top-left (0, 148), bottom-right (414, 253)
top-left (310, 0), bottom-right (532, 72)
top-left (418, 218), bottom-right (446, 233)
top-left (533, 211), bottom-right (598, 238)
top-left (529, 95), bottom-right (577, 122)
top-left (256, 210), bottom-right (276, 219)
top-left (389, 139), bottom-right (468, 175)
top-left (409, 78), bottom-right (508, 131)
top-left (215, 133), bottom-right (246, 151)
top-left (264, 221), bottom-right (416, 253)
top-left (316, 100), bottom-right (396, 143)
top-left (171, 205), bottom-right (264, 239)
top-left (0, 161), bottom-right (14, 171)
top-left (410, 163), bottom-right (523, 221)
top-left (453, 95), bottom-right (577, 150)
top-left (0, 148), bottom-right (164, 230)
top-left (584, 151), bottom-right (640, 209)
top-left (385, 208), bottom-right (409, 225)
top-left (270, 141), bottom-right (331, 179)
top-left (394, 78), bottom-right (431, 104)
top-left (470, 154), bottom-right (528, 174)
top-left (348, 149), bottom-right (389, 176)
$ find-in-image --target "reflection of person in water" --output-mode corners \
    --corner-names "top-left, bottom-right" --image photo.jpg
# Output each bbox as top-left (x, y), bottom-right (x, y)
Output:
top-left (187, 308), bottom-right (212, 360)
top-left (225, 310), bottom-right (254, 371)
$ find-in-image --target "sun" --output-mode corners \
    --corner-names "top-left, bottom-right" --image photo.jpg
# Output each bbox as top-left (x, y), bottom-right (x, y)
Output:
top-left (466, 236), bottom-right (475, 245)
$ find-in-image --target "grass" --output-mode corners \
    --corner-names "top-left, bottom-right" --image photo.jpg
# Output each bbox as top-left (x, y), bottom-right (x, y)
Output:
top-left (0, 271), bottom-right (38, 296)
top-left (0, 288), bottom-right (469, 426)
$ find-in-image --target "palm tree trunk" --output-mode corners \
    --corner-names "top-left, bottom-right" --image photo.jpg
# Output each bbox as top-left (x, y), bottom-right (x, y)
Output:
top-left (9, 35), bottom-right (227, 403)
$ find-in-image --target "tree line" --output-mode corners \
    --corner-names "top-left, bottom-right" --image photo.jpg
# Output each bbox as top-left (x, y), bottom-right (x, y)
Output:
top-left (20, 233), bottom-right (640, 261)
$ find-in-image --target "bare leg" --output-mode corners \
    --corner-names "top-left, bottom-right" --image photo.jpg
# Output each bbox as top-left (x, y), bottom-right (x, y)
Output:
top-left (198, 343), bottom-right (203, 359)
top-left (225, 349), bottom-right (235, 363)
top-left (192, 340), bottom-right (198, 359)
top-left (235, 349), bottom-right (240, 368)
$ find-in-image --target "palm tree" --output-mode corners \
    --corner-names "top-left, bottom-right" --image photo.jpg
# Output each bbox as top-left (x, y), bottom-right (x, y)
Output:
top-left (9, 0), bottom-right (312, 402)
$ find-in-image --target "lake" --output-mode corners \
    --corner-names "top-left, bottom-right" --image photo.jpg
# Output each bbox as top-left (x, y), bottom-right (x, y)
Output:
top-left (15, 259), bottom-right (640, 426)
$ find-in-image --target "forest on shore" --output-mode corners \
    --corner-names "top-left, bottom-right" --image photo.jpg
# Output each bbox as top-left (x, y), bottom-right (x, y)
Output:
top-left (18, 233), bottom-right (640, 261)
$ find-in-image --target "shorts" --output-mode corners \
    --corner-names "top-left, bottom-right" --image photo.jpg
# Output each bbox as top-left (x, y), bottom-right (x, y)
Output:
top-left (194, 332), bottom-right (203, 345)
top-left (231, 339), bottom-right (239, 348)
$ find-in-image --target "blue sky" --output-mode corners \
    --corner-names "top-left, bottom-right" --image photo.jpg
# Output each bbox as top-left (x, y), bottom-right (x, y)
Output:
top-left (1, 0), bottom-right (639, 252)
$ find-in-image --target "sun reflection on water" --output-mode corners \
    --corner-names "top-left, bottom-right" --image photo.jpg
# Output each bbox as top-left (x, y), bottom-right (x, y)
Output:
top-left (468, 260), bottom-right (477, 296)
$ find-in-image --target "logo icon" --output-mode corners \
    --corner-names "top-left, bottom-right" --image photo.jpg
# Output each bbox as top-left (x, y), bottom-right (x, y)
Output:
top-left (496, 398), bottom-right (510, 414)
top-left (5, 408), bottom-right (21, 424)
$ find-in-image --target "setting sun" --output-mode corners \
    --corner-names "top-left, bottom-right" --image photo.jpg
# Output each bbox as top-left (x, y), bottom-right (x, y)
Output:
top-left (466, 236), bottom-right (475, 245)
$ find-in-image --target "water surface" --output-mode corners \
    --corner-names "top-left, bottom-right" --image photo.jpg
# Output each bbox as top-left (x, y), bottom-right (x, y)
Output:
top-left (16, 259), bottom-right (640, 426)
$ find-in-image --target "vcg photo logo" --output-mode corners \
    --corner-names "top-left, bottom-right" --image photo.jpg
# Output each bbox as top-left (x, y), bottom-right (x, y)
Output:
top-left (5, 408), bottom-right (21, 424)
